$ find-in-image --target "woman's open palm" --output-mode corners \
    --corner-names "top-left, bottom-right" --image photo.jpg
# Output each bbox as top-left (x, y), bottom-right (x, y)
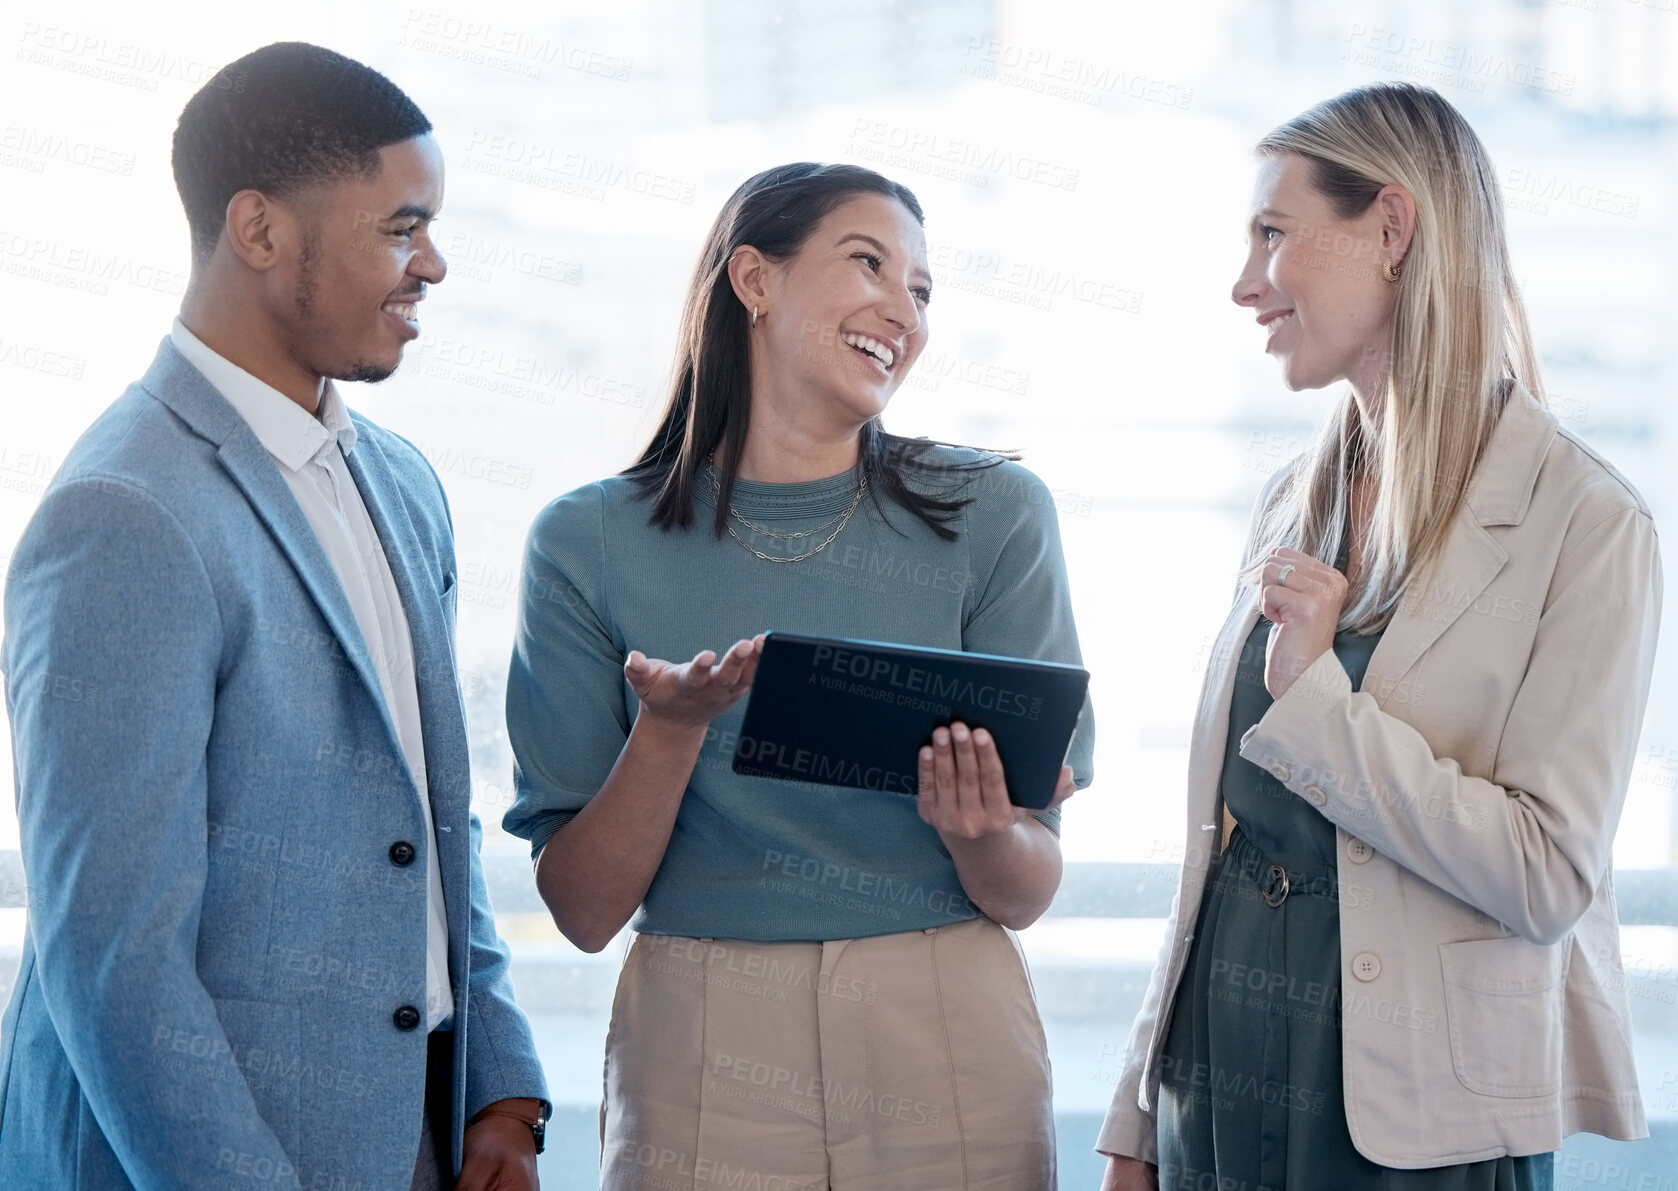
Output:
top-left (624, 634), bottom-right (767, 728)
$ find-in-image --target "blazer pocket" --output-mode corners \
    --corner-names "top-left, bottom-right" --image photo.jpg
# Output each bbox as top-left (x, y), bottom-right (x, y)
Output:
top-left (1439, 935), bottom-right (1567, 1098)
top-left (212, 996), bottom-right (302, 1153)
top-left (439, 570), bottom-right (458, 622)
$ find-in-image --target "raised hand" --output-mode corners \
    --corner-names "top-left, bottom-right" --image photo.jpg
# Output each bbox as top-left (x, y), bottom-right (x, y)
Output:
top-left (1259, 547), bottom-right (1348, 700)
top-left (624, 634), bottom-right (766, 729)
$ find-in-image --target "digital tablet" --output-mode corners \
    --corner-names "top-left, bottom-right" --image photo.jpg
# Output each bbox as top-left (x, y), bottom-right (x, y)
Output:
top-left (731, 632), bottom-right (1089, 810)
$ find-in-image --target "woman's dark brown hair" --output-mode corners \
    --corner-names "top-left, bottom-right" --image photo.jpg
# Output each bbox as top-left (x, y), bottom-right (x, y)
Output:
top-left (626, 162), bottom-right (1004, 540)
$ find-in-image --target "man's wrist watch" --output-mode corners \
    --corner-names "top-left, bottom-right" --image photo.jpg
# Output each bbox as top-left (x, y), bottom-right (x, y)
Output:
top-left (469, 1101), bottom-right (548, 1154)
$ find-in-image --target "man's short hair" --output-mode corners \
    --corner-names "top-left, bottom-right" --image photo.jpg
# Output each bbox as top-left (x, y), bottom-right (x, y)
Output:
top-left (172, 42), bottom-right (432, 263)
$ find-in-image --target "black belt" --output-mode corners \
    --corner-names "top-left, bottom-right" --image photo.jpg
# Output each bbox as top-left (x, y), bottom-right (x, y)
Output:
top-left (1224, 824), bottom-right (1339, 907)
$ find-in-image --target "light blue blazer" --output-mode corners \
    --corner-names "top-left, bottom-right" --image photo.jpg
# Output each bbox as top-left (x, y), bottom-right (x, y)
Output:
top-left (0, 340), bottom-right (548, 1189)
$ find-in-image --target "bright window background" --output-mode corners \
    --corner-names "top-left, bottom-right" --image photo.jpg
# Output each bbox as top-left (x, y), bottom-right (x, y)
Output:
top-left (2, 0), bottom-right (1675, 1185)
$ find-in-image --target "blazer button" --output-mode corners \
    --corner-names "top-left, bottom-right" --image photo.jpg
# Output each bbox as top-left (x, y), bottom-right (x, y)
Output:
top-left (1346, 838), bottom-right (1373, 864)
top-left (393, 1005), bottom-right (422, 1031)
top-left (1350, 952), bottom-right (1381, 982)
top-left (389, 841), bottom-right (416, 867)
top-left (1270, 762), bottom-right (1292, 782)
top-left (1303, 785), bottom-right (1328, 808)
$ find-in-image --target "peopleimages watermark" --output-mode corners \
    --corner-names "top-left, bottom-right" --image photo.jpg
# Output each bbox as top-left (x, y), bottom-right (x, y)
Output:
top-left (760, 849), bottom-right (976, 919)
top-left (0, 124), bottom-right (136, 176)
top-left (930, 241), bottom-right (1143, 314)
top-left (957, 37), bottom-right (1193, 110)
top-left (899, 347), bottom-right (1029, 395)
top-left (614, 1143), bottom-right (822, 1191)
top-left (1554, 1152), bottom-right (1678, 1191)
top-left (411, 333), bottom-right (646, 409)
top-left (1342, 24), bottom-right (1575, 95)
top-left (735, 734), bottom-right (918, 795)
top-left (708, 1051), bottom-right (944, 1129)
top-left (792, 318), bottom-right (1031, 395)
top-left (15, 24), bottom-right (232, 92)
top-left (439, 230), bottom-right (581, 286)
top-left (807, 642), bottom-right (1044, 719)
top-left (0, 337), bottom-right (85, 381)
top-left (406, 438), bottom-right (533, 490)
top-left (152, 1021), bottom-right (375, 1100)
top-left (207, 817), bottom-right (422, 898)
top-left (398, 10), bottom-right (632, 80)
top-left (847, 118), bottom-right (1080, 192)
top-left (459, 557), bottom-right (519, 611)
top-left (0, 228), bottom-right (188, 298)
top-left (464, 132), bottom-right (695, 204)
top-left (1504, 167), bottom-right (1640, 220)
top-left (645, 938), bottom-right (879, 1006)
top-left (1159, 1053), bottom-right (1329, 1116)
top-left (815, 540), bottom-right (970, 595)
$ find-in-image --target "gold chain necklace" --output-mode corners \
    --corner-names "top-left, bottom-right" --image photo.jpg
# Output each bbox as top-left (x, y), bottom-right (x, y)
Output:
top-left (708, 467), bottom-right (869, 564)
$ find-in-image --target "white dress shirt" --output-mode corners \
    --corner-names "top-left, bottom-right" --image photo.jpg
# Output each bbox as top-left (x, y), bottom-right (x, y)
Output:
top-left (171, 319), bottom-right (454, 1031)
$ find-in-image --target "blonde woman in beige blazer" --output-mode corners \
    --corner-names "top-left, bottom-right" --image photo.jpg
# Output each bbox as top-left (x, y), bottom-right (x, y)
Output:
top-left (1100, 84), bottom-right (1662, 1191)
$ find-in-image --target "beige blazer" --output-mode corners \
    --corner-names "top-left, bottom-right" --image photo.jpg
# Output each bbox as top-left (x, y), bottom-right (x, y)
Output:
top-left (1097, 388), bottom-right (1663, 1169)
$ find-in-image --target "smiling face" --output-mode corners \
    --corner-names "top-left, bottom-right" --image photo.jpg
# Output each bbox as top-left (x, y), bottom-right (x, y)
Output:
top-left (755, 192), bottom-right (931, 429)
top-left (278, 134), bottom-right (446, 384)
top-left (1232, 153), bottom-right (1399, 394)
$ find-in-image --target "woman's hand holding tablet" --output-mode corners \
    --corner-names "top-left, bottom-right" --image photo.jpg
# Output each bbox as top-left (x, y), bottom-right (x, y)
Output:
top-left (916, 722), bottom-right (1077, 839)
top-left (733, 632), bottom-right (1089, 810)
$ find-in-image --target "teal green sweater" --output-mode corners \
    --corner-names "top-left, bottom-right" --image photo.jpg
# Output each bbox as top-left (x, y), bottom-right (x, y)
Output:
top-left (503, 449), bottom-right (1095, 941)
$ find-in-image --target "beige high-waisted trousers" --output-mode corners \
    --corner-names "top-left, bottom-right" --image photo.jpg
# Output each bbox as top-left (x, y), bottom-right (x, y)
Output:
top-left (599, 915), bottom-right (1056, 1191)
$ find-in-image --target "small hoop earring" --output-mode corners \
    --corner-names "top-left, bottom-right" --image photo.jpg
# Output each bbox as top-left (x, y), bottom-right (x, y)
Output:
top-left (751, 305), bottom-right (759, 327)
top-left (1382, 259), bottom-right (1402, 283)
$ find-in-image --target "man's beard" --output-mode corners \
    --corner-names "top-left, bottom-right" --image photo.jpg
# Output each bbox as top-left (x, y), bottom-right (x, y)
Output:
top-left (295, 226), bottom-right (399, 385)
top-left (341, 360), bottom-right (398, 384)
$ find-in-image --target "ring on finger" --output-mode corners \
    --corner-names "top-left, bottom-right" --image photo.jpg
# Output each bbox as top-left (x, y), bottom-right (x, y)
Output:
top-left (1277, 562), bottom-right (1295, 585)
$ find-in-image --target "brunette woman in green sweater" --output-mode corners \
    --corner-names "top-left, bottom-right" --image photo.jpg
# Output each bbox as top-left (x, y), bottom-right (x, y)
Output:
top-left (506, 164), bottom-right (1094, 1190)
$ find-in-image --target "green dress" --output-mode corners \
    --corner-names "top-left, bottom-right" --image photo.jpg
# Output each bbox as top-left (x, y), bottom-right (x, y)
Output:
top-left (1157, 615), bottom-right (1554, 1191)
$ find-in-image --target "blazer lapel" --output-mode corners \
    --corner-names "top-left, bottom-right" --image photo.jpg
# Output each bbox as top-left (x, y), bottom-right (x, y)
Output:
top-left (1365, 512), bottom-right (1507, 697)
top-left (1364, 387), bottom-right (1555, 698)
top-left (138, 341), bottom-right (398, 744)
top-left (341, 436), bottom-right (467, 818)
top-left (341, 435), bottom-right (474, 936)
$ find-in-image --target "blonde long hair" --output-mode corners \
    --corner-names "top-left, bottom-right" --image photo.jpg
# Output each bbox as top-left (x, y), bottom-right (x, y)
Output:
top-left (1246, 83), bottom-right (1545, 630)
